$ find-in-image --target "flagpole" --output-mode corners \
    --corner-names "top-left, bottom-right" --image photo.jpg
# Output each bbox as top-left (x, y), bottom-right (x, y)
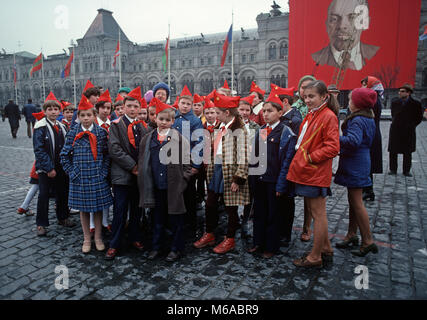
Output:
top-left (13, 53), bottom-right (18, 105)
top-left (231, 9), bottom-right (234, 94)
top-left (118, 28), bottom-right (122, 88)
top-left (168, 23), bottom-right (171, 95)
top-left (41, 49), bottom-right (46, 100)
top-left (72, 46), bottom-right (76, 107)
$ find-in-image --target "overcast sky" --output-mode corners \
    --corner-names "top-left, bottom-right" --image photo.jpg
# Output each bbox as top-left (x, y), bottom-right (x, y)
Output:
top-left (0, 0), bottom-right (289, 56)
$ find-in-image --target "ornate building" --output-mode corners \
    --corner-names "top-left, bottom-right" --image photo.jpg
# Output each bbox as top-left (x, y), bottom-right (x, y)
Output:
top-left (0, 2), bottom-right (426, 107)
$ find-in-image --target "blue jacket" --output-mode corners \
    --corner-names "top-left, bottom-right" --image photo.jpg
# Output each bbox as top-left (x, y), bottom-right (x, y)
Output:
top-left (172, 109), bottom-right (204, 169)
top-left (251, 123), bottom-right (297, 194)
top-left (334, 113), bottom-right (376, 188)
top-left (280, 107), bottom-right (302, 135)
top-left (23, 104), bottom-right (37, 122)
top-left (33, 118), bottom-right (67, 173)
top-left (150, 132), bottom-right (168, 190)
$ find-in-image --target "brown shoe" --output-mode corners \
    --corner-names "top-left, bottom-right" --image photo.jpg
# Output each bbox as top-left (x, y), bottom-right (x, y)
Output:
top-left (262, 252), bottom-right (275, 259)
top-left (293, 256), bottom-right (322, 268)
top-left (300, 230), bottom-right (312, 242)
top-left (58, 219), bottom-right (76, 228)
top-left (37, 226), bottom-right (47, 237)
top-left (193, 233), bottom-right (215, 249)
top-left (213, 237), bottom-right (235, 254)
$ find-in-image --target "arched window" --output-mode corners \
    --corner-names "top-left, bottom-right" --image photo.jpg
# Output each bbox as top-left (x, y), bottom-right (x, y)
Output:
top-left (280, 43), bottom-right (288, 59)
top-left (181, 76), bottom-right (194, 93)
top-left (269, 43), bottom-right (277, 60)
top-left (200, 77), bottom-right (214, 95)
top-left (240, 75), bottom-right (254, 96)
top-left (422, 67), bottom-right (427, 87)
top-left (270, 73), bottom-right (286, 88)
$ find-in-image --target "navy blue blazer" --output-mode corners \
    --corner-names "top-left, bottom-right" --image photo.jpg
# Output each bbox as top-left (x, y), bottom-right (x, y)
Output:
top-left (280, 107), bottom-right (302, 135)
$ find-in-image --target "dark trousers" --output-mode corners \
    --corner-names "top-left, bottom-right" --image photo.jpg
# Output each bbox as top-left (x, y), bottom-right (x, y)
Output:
top-left (109, 184), bottom-right (142, 249)
top-left (205, 190), bottom-right (239, 238)
top-left (184, 175), bottom-right (197, 227)
top-left (36, 169), bottom-right (69, 227)
top-left (389, 152), bottom-right (412, 174)
top-left (26, 121), bottom-right (35, 138)
top-left (278, 195), bottom-right (295, 240)
top-left (253, 181), bottom-right (281, 253)
top-left (195, 167), bottom-right (206, 203)
top-left (152, 189), bottom-right (185, 252)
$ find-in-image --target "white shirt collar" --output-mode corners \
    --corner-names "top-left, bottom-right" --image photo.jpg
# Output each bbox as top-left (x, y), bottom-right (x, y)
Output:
top-left (220, 117), bottom-right (235, 131)
top-left (46, 118), bottom-right (58, 126)
top-left (97, 117), bottom-right (110, 126)
top-left (266, 121), bottom-right (280, 131)
top-left (157, 128), bottom-right (170, 136)
top-left (206, 121), bottom-right (216, 127)
top-left (82, 124), bottom-right (94, 132)
top-left (331, 42), bottom-right (363, 71)
top-left (125, 114), bottom-right (136, 123)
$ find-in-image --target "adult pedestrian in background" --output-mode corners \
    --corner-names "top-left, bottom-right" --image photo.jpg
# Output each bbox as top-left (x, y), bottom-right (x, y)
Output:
top-left (361, 76), bottom-right (383, 201)
top-left (388, 84), bottom-right (424, 177)
top-left (23, 99), bottom-right (37, 138)
top-left (4, 99), bottom-right (21, 138)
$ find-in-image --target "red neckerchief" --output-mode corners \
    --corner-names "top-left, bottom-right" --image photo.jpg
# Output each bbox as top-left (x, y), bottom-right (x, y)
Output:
top-left (213, 126), bottom-right (226, 156)
top-left (260, 125), bottom-right (273, 141)
top-left (73, 131), bottom-right (97, 160)
top-left (127, 120), bottom-right (147, 148)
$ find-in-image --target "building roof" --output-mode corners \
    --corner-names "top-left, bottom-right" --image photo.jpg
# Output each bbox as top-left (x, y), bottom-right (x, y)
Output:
top-left (137, 28), bottom-right (259, 49)
top-left (83, 9), bottom-right (130, 41)
top-left (15, 51), bottom-right (37, 59)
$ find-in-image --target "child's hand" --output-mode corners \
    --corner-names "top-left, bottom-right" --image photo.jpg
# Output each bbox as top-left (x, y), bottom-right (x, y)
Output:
top-left (131, 165), bottom-right (138, 176)
top-left (231, 182), bottom-right (239, 192)
top-left (276, 192), bottom-right (282, 197)
top-left (191, 168), bottom-right (199, 175)
top-left (47, 169), bottom-right (56, 178)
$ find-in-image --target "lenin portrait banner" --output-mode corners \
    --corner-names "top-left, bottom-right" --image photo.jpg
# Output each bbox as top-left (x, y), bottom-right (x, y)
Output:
top-left (288, 0), bottom-right (422, 90)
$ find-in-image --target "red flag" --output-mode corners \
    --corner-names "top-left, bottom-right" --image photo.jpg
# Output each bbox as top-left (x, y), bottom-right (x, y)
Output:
top-left (61, 51), bottom-right (74, 78)
top-left (221, 25), bottom-right (233, 67)
top-left (113, 41), bottom-right (120, 68)
top-left (29, 53), bottom-right (43, 77)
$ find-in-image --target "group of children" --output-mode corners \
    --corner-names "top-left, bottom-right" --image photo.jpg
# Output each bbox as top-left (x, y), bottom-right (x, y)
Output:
top-left (21, 75), bottom-right (380, 268)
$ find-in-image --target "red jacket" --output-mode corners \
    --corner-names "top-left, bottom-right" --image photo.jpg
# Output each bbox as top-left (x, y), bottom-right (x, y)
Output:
top-left (287, 104), bottom-right (339, 188)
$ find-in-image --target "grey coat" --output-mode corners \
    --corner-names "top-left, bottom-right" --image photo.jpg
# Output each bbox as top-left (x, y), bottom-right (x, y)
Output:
top-left (108, 117), bottom-right (149, 186)
top-left (138, 128), bottom-right (193, 214)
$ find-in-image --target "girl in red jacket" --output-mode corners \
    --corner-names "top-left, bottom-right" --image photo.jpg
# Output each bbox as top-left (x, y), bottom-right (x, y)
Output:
top-left (287, 80), bottom-right (340, 268)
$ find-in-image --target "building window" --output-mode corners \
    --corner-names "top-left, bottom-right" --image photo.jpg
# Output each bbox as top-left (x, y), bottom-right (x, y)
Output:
top-left (422, 68), bottom-right (427, 87)
top-left (250, 54), bottom-right (255, 62)
top-left (90, 63), bottom-right (93, 71)
top-left (188, 60), bottom-right (192, 67)
top-left (154, 62), bottom-right (158, 69)
top-left (182, 60), bottom-right (186, 68)
top-left (208, 57), bottom-right (212, 65)
top-left (105, 60), bottom-right (109, 71)
top-left (269, 44), bottom-right (277, 60)
top-left (270, 74), bottom-right (286, 88)
top-left (139, 64), bottom-right (142, 71)
top-left (95, 62), bottom-right (99, 71)
top-left (200, 58), bottom-right (205, 66)
top-left (242, 55), bottom-right (247, 63)
top-left (148, 64), bottom-right (152, 71)
top-left (279, 43), bottom-right (288, 59)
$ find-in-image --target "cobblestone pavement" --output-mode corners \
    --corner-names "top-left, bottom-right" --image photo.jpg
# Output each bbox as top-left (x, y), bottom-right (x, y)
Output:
top-left (0, 119), bottom-right (426, 300)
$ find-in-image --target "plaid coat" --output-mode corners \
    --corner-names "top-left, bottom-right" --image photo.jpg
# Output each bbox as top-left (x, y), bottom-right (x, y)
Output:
top-left (206, 118), bottom-right (250, 206)
top-left (60, 123), bottom-right (113, 212)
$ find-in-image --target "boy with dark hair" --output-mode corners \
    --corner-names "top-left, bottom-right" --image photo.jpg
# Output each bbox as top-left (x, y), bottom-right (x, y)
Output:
top-left (105, 87), bottom-right (149, 260)
top-left (33, 92), bottom-right (76, 236)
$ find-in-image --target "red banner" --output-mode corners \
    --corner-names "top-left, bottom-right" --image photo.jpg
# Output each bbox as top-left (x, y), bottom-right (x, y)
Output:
top-left (288, 0), bottom-right (421, 90)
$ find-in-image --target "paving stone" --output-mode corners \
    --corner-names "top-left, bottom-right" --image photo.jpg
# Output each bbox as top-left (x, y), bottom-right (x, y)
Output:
top-left (0, 121), bottom-right (427, 300)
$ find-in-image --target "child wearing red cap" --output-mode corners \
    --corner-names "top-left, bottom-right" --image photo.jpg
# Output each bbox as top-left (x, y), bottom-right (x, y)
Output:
top-left (105, 88), bottom-right (149, 260)
top-left (61, 103), bottom-right (75, 132)
top-left (248, 92), bottom-right (297, 258)
top-left (334, 88), bottom-right (378, 257)
top-left (287, 80), bottom-right (340, 268)
top-left (138, 100), bottom-right (193, 261)
top-left (33, 93), bottom-right (75, 237)
top-left (237, 96), bottom-right (260, 233)
top-left (194, 92), bottom-right (250, 254)
top-left (60, 95), bottom-right (113, 254)
top-left (249, 82), bottom-right (266, 126)
top-left (193, 94), bottom-right (206, 125)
